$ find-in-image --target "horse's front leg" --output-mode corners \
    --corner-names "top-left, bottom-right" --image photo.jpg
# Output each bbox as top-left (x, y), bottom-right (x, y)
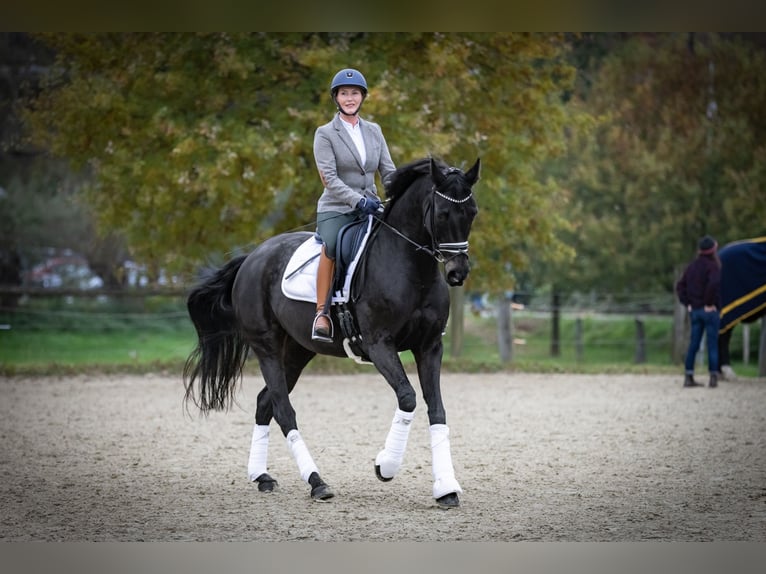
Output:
top-left (414, 341), bottom-right (462, 508)
top-left (365, 341), bottom-right (418, 482)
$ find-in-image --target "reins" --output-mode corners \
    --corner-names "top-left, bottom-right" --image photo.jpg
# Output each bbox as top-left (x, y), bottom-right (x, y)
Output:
top-left (372, 213), bottom-right (445, 262)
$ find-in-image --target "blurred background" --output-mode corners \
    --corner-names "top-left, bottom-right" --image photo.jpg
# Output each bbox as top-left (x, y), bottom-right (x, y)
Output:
top-left (1, 33), bottom-right (763, 374)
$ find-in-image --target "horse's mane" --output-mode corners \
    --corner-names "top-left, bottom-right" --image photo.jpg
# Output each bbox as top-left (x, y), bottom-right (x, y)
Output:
top-left (385, 157), bottom-right (448, 203)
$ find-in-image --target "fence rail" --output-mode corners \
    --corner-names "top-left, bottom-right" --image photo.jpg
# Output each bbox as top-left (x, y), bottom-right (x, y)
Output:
top-left (0, 286), bottom-right (187, 298)
top-left (2, 286), bottom-right (764, 374)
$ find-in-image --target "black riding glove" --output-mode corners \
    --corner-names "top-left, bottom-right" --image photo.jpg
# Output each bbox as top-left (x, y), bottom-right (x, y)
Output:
top-left (357, 196), bottom-right (382, 215)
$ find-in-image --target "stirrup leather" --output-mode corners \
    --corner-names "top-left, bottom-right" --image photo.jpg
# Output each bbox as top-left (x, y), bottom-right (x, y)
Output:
top-left (311, 312), bottom-right (334, 343)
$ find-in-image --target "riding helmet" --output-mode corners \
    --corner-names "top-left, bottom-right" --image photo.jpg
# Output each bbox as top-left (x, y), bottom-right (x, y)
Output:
top-left (330, 68), bottom-right (368, 98)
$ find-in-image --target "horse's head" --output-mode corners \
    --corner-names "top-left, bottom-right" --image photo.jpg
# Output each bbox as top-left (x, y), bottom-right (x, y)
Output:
top-left (428, 157), bottom-right (480, 286)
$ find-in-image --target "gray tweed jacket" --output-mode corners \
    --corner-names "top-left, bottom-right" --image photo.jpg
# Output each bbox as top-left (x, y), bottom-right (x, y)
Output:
top-left (313, 113), bottom-right (397, 214)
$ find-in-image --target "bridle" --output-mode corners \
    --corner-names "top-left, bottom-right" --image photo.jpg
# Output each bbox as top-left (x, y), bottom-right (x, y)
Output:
top-left (374, 168), bottom-right (473, 264)
top-left (429, 170), bottom-right (473, 262)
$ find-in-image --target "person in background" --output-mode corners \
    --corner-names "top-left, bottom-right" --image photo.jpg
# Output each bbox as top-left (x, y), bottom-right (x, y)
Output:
top-left (676, 235), bottom-right (722, 388)
top-left (310, 68), bottom-right (396, 342)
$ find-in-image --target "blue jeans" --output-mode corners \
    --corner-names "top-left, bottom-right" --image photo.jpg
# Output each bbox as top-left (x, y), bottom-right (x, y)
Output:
top-left (684, 308), bottom-right (720, 374)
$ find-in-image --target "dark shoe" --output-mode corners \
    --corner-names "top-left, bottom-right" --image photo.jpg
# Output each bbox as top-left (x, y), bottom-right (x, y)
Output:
top-left (708, 373), bottom-right (718, 388)
top-left (683, 374), bottom-right (701, 388)
top-left (311, 312), bottom-right (333, 342)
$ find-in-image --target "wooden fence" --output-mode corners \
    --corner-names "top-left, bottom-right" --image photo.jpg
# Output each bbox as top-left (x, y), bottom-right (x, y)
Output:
top-left (3, 286), bottom-right (765, 374)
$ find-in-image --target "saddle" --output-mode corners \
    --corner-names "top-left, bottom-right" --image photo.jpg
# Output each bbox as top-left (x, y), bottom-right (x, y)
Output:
top-left (332, 217), bottom-right (373, 300)
top-left (281, 215), bottom-right (377, 363)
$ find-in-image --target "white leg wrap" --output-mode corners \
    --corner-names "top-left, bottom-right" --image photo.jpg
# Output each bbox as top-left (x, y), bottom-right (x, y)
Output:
top-left (375, 408), bottom-right (414, 479)
top-left (286, 429), bottom-right (319, 483)
top-left (247, 424), bottom-right (270, 482)
top-left (430, 424), bottom-right (462, 499)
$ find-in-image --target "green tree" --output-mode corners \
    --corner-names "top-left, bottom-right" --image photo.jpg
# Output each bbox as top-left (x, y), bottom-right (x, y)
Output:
top-left (552, 33), bottom-right (766, 298)
top-left (1, 33), bottom-right (128, 290)
top-left (23, 33), bottom-right (579, 290)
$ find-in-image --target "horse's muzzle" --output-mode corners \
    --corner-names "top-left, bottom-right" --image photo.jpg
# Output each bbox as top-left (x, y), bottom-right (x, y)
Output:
top-left (445, 256), bottom-right (470, 286)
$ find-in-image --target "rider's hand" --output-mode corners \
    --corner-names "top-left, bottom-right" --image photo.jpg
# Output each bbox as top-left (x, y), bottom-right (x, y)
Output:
top-left (357, 196), bottom-right (382, 215)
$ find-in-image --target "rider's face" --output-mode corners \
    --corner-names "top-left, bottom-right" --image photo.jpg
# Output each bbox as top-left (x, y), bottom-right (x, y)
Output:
top-left (336, 87), bottom-right (364, 116)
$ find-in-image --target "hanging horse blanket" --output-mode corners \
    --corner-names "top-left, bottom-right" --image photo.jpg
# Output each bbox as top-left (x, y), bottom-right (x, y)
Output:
top-left (719, 236), bottom-right (766, 334)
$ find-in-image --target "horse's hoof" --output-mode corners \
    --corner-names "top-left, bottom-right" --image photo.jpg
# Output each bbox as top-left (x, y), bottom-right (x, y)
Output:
top-left (311, 484), bottom-right (335, 501)
top-left (254, 473), bottom-right (278, 493)
top-left (375, 464), bottom-right (393, 482)
top-left (308, 471), bottom-right (335, 501)
top-left (436, 492), bottom-right (460, 509)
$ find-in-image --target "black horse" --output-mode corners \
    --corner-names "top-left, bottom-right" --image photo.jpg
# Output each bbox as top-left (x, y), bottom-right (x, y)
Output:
top-left (183, 157), bottom-right (480, 507)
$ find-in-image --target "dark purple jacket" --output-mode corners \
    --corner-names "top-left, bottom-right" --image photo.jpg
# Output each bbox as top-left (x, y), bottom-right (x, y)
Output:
top-left (676, 254), bottom-right (721, 309)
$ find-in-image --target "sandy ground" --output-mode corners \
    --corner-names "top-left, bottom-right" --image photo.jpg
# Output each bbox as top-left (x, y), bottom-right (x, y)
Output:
top-left (1, 371), bottom-right (765, 542)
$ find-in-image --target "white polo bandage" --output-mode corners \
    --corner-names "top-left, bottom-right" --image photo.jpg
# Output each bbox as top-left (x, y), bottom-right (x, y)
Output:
top-left (375, 408), bottom-right (414, 479)
top-left (247, 424), bottom-right (270, 482)
top-left (430, 424), bottom-right (462, 498)
top-left (286, 429), bottom-right (319, 483)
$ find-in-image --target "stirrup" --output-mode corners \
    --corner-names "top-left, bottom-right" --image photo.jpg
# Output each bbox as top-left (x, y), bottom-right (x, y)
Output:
top-left (311, 312), bottom-right (334, 343)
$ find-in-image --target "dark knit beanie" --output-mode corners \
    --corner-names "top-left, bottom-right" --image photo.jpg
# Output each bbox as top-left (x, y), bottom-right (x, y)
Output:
top-left (698, 235), bottom-right (717, 254)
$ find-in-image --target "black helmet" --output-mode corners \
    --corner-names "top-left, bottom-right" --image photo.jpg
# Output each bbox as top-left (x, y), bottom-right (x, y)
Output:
top-left (330, 68), bottom-right (368, 98)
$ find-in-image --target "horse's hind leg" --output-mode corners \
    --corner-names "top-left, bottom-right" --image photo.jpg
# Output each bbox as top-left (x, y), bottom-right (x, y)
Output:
top-left (252, 345), bottom-right (333, 501)
top-left (248, 386), bottom-right (277, 492)
top-left (248, 342), bottom-right (316, 492)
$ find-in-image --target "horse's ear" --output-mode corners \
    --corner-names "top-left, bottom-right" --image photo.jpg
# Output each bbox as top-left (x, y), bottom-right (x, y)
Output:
top-left (430, 157), bottom-right (446, 187)
top-left (464, 158), bottom-right (481, 186)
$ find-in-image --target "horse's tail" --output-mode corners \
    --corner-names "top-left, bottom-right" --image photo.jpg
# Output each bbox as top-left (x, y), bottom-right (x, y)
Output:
top-left (183, 254), bottom-right (249, 414)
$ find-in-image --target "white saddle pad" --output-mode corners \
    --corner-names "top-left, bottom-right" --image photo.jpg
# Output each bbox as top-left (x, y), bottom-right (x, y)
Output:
top-left (281, 215), bottom-right (374, 305)
top-left (281, 236), bottom-right (323, 304)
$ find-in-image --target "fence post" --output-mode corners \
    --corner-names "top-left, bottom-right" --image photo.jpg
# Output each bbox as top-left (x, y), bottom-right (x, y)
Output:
top-left (551, 291), bottom-right (561, 357)
top-left (759, 317), bottom-right (766, 377)
top-left (634, 317), bottom-right (647, 363)
top-left (743, 324), bottom-right (750, 365)
top-left (497, 295), bottom-right (512, 363)
top-left (671, 266), bottom-right (687, 363)
top-left (575, 317), bottom-right (583, 362)
top-left (449, 285), bottom-right (465, 358)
